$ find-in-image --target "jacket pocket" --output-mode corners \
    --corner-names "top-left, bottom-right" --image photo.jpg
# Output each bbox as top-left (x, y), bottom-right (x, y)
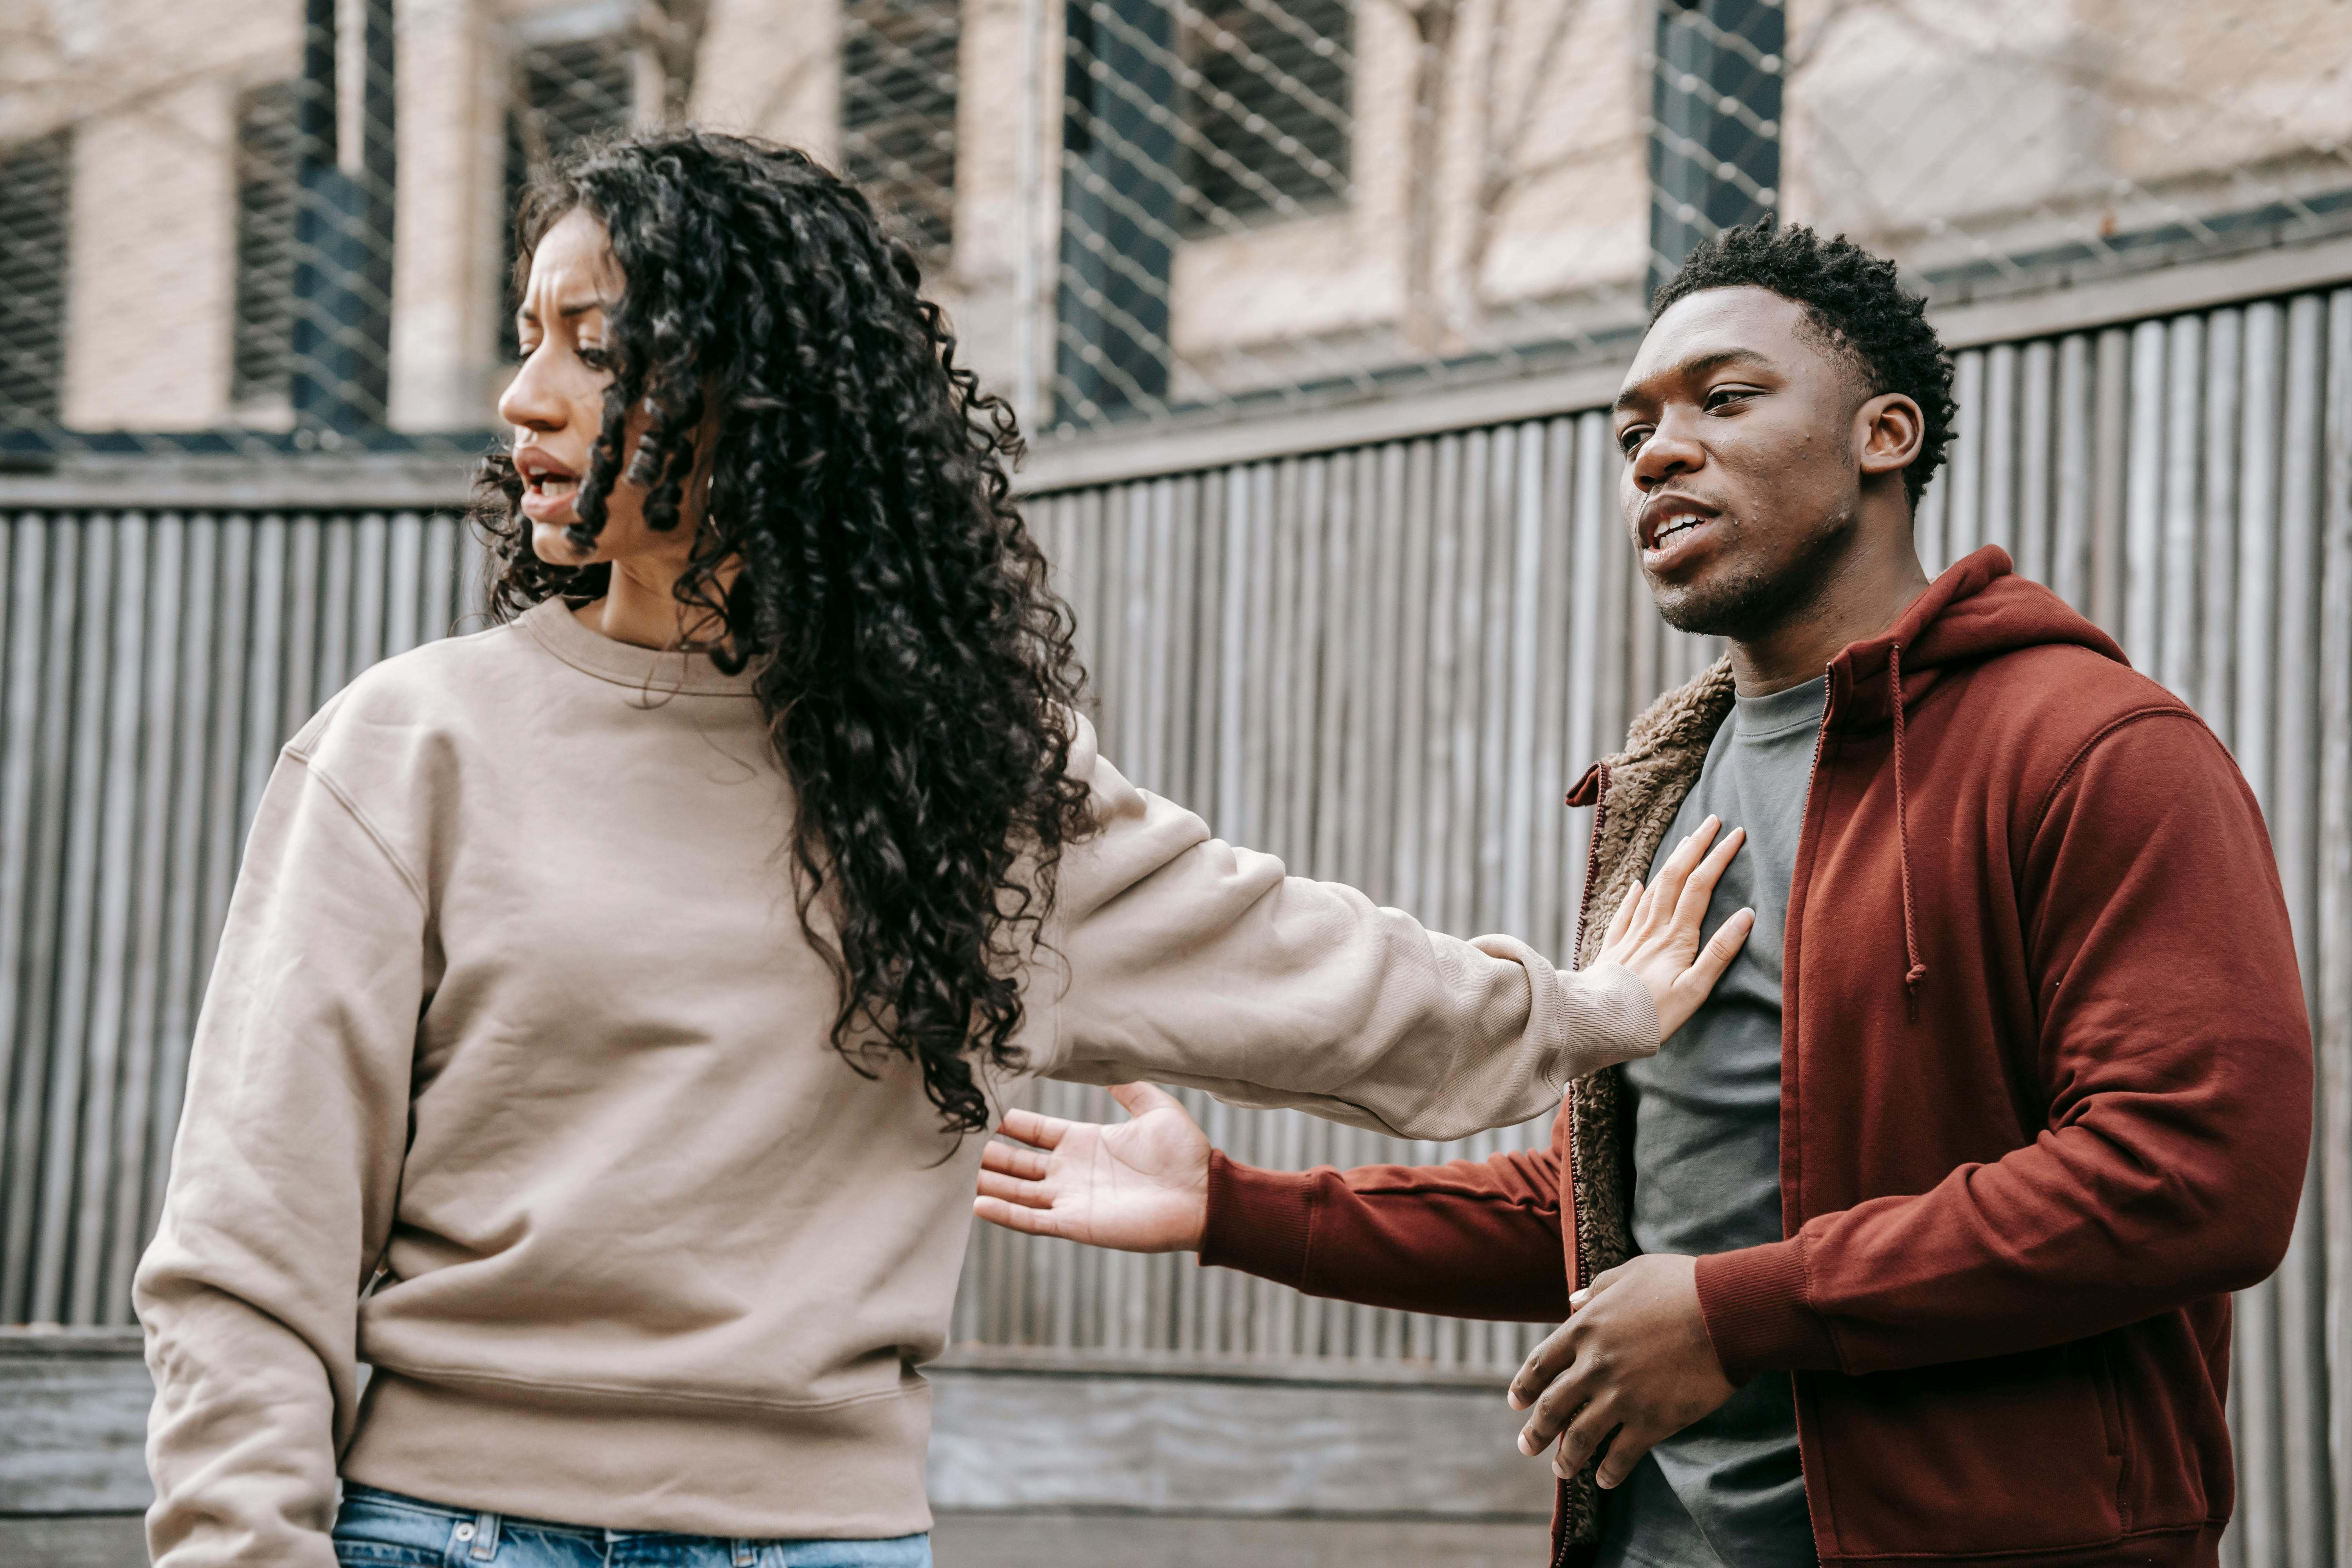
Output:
top-left (1802, 1343), bottom-right (2125, 1558)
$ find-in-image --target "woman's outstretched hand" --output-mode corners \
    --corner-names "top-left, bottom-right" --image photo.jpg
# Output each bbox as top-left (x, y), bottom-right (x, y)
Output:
top-left (1595, 814), bottom-right (1755, 1042)
top-left (975, 1082), bottom-right (1211, 1252)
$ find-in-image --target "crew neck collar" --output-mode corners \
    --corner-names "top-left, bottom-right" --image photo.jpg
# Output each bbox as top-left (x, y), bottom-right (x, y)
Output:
top-left (517, 597), bottom-right (759, 696)
top-left (1732, 672), bottom-right (1827, 739)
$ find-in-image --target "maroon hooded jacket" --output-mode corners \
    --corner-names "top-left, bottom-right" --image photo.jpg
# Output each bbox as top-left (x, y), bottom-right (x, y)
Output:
top-left (1203, 548), bottom-right (2312, 1566)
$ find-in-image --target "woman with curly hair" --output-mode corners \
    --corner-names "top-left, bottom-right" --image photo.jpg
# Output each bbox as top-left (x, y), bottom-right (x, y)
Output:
top-left (134, 130), bottom-right (1748, 1568)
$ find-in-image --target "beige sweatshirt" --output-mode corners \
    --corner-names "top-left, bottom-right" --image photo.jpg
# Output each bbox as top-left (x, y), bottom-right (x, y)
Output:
top-left (133, 598), bottom-right (1657, 1566)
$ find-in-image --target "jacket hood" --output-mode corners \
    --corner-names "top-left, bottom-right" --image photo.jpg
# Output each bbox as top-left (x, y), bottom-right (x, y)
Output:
top-left (1826, 545), bottom-right (2127, 730)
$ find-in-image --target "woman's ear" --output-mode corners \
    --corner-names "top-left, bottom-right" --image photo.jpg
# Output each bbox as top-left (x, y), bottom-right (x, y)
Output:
top-left (1857, 392), bottom-right (1924, 477)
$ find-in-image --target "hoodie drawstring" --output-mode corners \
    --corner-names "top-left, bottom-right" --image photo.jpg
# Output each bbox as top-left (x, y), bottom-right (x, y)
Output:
top-left (1889, 642), bottom-right (1927, 1022)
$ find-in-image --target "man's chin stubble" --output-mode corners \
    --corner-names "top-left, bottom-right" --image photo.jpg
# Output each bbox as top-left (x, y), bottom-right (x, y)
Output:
top-left (1650, 510), bottom-right (1857, 642)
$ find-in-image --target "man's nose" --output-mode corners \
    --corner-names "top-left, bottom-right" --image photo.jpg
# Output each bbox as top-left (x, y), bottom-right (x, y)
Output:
top-left (1633, 413), bottom-right (1702, 490)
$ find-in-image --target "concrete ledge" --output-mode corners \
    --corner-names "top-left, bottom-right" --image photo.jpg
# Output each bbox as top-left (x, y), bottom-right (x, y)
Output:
top-left (3, 1330), bottom-right (1547, 1535)
top-left (0, 1513), bottom-right (149, 1568)
top-left (932, 1511), bottom-right (1550, 1567)
top-left (926, 1355), bottom-right (1546, 1516)
top-left (0, 451), bottom-right (481, 512)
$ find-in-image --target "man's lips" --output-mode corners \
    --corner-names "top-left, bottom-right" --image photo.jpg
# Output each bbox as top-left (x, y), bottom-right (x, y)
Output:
top-left (1640, 492), bottom-right (1721, 553)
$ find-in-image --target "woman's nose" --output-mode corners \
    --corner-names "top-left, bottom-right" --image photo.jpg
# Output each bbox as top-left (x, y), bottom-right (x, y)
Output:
top-left (497, 348), bottom-right (564, 434)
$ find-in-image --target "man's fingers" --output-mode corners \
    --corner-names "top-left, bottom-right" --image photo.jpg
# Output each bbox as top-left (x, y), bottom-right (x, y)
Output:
top-left (973, 1195), bottom-right (1062, 1236)
top-left (995, 1107), bottom-right (1068, 1151)
top-left (1594, 1423), bottom-right (1664, 1491)
top-left (1519, 1356), bottom-right (1599, 1452)
top-left (975, 1169), bottom-right (1054, 1209)
top-left (1550, 1401), bottom-right (1622, 1481)
top-left (1508, 1324), bottom-right (1576, 1410)
top-left (979, 1140), bottom-right (1050, 1180)
top-left (1106, 1082), bottom-right (1184, 1119)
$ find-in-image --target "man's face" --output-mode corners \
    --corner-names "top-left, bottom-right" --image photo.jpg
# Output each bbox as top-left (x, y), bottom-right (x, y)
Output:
top-left (1612, 286), bottom-right (1874, 638)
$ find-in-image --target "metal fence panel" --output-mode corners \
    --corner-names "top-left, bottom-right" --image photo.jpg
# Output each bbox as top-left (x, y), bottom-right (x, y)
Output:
top-left (0, 285), bottom-right (2347, 1547)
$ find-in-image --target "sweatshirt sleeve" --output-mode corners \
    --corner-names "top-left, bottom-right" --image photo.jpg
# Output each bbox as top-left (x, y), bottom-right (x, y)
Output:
top-left (133, 729), bottom-right (432, 1568)
top-left (1201, 1142), bottom-right (1570, 1322)
top-left (1030, 718), bottom-right (1658, 1140)
top-left (1694, 711), bottom-right (2313, 1381)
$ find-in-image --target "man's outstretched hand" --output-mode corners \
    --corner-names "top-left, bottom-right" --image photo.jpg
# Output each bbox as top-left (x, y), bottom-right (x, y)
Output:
top-left (1507, 1253), bottom-right (1739, 1488)
top-left (975, 1082), bottom-right (1211, 1252)
top-left (1593, 815), bottom-right (1755, 1043)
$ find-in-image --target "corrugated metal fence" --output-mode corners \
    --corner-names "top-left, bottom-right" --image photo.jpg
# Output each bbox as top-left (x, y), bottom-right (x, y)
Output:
top-left (3, 287), bottom-right (2348, 1557)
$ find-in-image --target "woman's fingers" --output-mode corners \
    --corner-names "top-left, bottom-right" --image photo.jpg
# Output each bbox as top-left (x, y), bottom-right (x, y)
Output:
top-left (1668, 825), bottom-right (1746, 940)
top-left (995, 1107), bottom-right (1068, 1151)
top-left (1639, 817), bottom-right (1721, 934)
top-left (1677, 909), bottom-right (1753, 996)
top-left (1602, 881), bottom-right (1641, 951)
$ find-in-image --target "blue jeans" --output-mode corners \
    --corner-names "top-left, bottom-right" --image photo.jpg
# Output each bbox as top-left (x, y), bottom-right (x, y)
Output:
top-left (332, 1484), bottom-right (933, 1568)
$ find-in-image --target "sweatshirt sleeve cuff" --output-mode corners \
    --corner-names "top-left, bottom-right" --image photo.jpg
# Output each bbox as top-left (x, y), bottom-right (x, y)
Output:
top-left (1551, 960), bottom-right (1659, 1087)
top-left (1198, 1150), bottom-right (1314, 1287)
top-left (1693, 1240), bottom-right (1841, 1383)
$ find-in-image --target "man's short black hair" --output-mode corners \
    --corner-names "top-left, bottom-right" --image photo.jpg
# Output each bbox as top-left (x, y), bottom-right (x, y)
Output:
top-left (1651, 221), bottom-right (1956, 508)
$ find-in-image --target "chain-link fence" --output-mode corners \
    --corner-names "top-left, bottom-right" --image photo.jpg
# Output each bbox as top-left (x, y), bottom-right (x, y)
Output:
top-left (3, 0), bottom-right (2347, 457)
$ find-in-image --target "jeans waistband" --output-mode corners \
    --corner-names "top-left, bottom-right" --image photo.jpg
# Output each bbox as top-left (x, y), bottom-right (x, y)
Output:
top-left (341, 1484), bottom-right (768, 1564)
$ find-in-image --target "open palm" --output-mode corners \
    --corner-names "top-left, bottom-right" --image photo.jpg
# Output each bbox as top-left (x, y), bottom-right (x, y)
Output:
top-left (975, 1083), bottom-right (1211, 1252)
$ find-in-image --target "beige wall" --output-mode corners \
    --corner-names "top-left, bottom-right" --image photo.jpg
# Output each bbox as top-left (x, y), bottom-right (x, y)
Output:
top-left (1780, 0), bottom-right (2352, 274)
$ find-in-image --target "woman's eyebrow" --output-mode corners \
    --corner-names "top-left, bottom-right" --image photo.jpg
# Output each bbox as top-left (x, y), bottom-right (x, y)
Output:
top-left (515, 298), bottom-right (617, 327)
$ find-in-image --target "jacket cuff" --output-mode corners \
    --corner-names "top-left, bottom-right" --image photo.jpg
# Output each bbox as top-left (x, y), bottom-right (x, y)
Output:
top-left (1198, 1150), bottom-right (1314, 1287)
top-left (1693, 1240), bottom-right (1840, 1383)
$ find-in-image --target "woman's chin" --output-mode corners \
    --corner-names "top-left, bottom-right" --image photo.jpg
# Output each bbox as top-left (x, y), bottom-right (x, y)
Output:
top-left (528, 518), bottom-right (597, 567)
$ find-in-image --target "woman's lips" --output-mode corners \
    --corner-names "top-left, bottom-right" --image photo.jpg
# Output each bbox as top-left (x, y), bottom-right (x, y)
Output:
top-left (519, 470), bottom-right (581, 523)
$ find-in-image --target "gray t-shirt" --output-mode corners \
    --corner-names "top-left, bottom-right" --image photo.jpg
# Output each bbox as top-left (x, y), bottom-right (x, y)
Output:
top-left (1593, 675), bottom-right (1824, 1568)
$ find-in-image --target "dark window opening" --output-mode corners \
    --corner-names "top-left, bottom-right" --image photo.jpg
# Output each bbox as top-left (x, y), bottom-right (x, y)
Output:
top-left (1648, 0), bottom-right (1782, 292)
top-left (842, 0), bottom-right (960, 255)
top-left (1178, 0), bottom-right (1350, 233)
top-left (233, 83), bottom-right (301, 406)
top-left (0, 131), bottom-right (71, 424)
top-left (502, 33), bottom-right (636, 360)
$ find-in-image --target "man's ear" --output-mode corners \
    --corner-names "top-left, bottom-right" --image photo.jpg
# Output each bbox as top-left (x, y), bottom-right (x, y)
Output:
top-left (1857, 392), bottom-right (1924, 479)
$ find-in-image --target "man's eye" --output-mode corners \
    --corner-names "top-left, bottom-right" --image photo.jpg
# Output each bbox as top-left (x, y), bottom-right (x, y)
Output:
top-left (579, 345), bottom-right (613, 370)
top-left (1706, 387), bottom-right (1755, 410)
top-left (1618, 427), bottom-right (1650, 456)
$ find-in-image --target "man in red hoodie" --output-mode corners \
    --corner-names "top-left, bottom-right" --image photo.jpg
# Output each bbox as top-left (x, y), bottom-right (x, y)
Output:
top-left (975, 223), bottom-right (2312, 1566)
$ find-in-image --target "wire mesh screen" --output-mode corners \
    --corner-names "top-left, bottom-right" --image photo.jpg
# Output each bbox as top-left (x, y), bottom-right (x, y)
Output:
top-left (842, 0), bottom-right (962, 253)
top-left (1037, 0), bottom-right (2352, 433)
top-left (2, 0), bottom-right (2348, 454)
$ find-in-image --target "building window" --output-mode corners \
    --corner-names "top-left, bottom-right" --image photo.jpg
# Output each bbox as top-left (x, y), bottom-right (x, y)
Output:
top-left (840, 0), bottom-right (960, 254)
top-left (1648, 0), bottom-right (1782, 291)
top-left (1178, 0), bottom-right (1350, 232)
top-left (233, 83), bottom-right (300, 408)
top-left (502, 31), bottom-right (636, 358)
top-left (0, 131), bottom-right (71, 424)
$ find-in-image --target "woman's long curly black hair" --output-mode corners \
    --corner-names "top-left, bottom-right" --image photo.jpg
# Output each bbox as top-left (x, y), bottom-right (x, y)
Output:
top-left (475, 129), bottom-right (1092, 1135)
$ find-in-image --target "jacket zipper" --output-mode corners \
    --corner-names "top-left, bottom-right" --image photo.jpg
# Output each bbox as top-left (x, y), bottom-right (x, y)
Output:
top-left (1555, 762), bottom-right (1611, 1568)
top-left (1550, 676), bottom-right (1833, 1567)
